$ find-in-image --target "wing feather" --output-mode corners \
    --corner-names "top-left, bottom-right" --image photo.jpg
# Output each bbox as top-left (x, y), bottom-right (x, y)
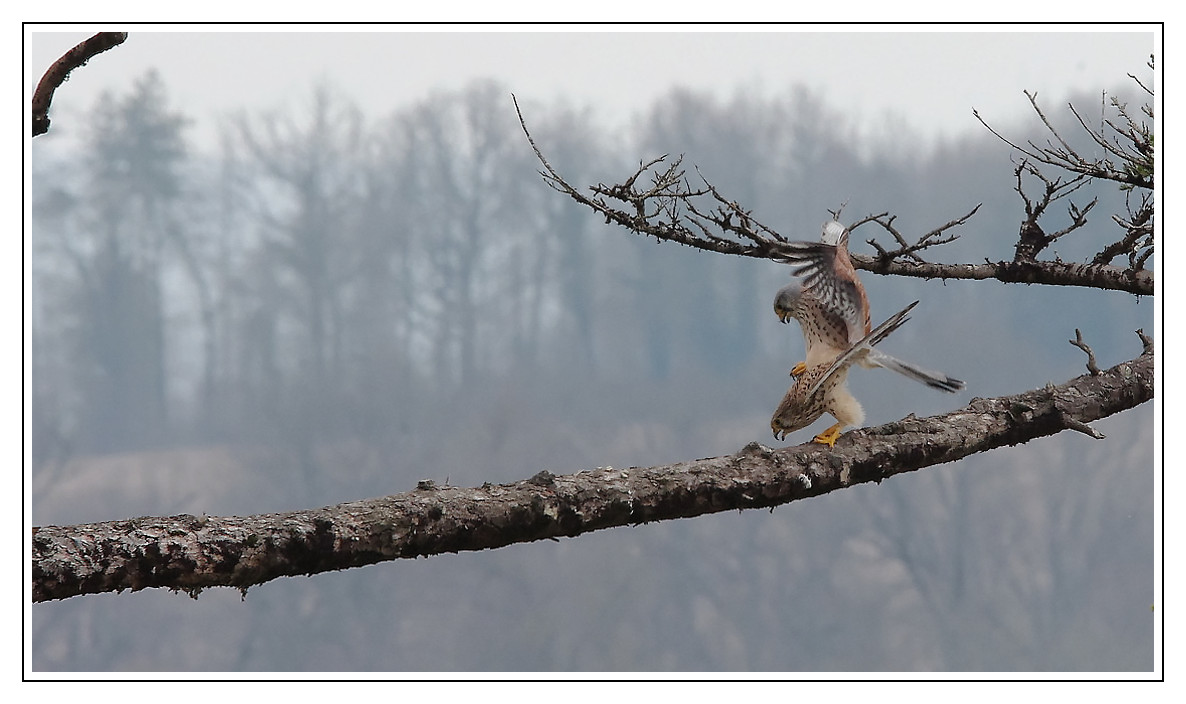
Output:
top-left (777, 227), bottom-right (870, 344)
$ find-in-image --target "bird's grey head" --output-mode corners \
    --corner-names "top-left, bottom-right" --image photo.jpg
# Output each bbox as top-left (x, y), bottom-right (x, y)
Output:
top-left (772, 279), bottom-right (804, 323)
top-left (821, 220), bottom-right (847, 246)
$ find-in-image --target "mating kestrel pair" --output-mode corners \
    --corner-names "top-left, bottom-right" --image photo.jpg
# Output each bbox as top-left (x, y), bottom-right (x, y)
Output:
top-left (770, 220), bottom-right (964, 446)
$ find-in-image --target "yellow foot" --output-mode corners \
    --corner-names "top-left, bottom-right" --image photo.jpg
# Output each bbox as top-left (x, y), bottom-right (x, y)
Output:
top-left (812, 423), bottom-right (844, 448)
top-left (790, 361), bottom-right (806, 378)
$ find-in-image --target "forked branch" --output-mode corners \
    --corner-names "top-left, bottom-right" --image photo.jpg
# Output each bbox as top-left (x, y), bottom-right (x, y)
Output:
top-left (975, 60), bottom-right (1154, 269)
top-left (1012, 161), bottom-right (1097, 262)
top-left (862, 206), bottom-right (980, 264)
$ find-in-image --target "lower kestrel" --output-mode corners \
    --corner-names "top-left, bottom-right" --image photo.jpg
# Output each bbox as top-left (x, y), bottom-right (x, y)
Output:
top-left (771, 301), bottom-right (919, 447)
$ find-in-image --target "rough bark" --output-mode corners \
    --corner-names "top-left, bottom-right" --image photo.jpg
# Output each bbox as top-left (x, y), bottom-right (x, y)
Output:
top-left (32, 345), bottom-right (1152, 603)
top-left (849, 254), bottom-right (1153, 296)
top-left (32, 32), bottom-right (128, 137)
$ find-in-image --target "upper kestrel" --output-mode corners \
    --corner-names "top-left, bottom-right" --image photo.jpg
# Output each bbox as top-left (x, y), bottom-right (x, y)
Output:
top-left (774, 220), bottom-right (964, 393)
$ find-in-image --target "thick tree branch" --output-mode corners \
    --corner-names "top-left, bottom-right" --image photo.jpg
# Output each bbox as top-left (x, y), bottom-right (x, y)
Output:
top-left (33, 345), bottom-right (1152, 602)
top-left (849, 253), bottom-right (1152, 296)
top-left (32, 32), bottom-right (128, 137)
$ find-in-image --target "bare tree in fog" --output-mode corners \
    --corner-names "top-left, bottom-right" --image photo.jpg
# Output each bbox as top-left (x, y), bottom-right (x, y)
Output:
top-left (372, 81), bottom-right (546, 388)
top-left (33, 72), bottom-right (190, 456)
top-left (225, 85), bottom-right (368, 485)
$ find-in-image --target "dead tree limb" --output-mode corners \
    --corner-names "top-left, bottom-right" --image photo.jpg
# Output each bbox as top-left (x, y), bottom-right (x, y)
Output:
top-left (975, 62), bottom-right (1154, 269)
top-left (32, 31), bottom-right (128, 137)
top-left (33, 342), bottom-right (1153, 603)
top-left (863, 206), bottom-right (978, 264)
top-left (848, 253), bottom-right (1152, 295)
top-left (1011, 161), bottom-right (1096, 263)
top-left (1069, 329), bottom-right (1101, 376)
top-left (513, 97), bottom-right (1153, 297)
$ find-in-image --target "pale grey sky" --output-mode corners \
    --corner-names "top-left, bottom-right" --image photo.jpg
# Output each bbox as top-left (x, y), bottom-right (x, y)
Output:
top-left (28, 26), bottom-right (1156, 151)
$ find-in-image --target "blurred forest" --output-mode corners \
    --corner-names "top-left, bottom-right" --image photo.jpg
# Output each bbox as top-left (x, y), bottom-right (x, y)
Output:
top-left (30, 70), bottom-right (1154, 671)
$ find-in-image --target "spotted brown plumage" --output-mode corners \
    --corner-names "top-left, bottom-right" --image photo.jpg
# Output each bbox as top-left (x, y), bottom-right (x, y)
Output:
top-left (774, 220), bottom-right (965, 392)
top-left (772, 278), bottom-right (850, 371)
top-left (769, 360), bottom-right (861, 447)
top-left (778, 221), bottom-right (871, 347)
top-left (771, 302), bottom-right (917, 446)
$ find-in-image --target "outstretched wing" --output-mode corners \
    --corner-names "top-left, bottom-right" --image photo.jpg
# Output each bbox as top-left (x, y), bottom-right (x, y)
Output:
top-left (777, 221), bottom-right (871, 345)
top-left (772, 278), bottom-right (853, 366)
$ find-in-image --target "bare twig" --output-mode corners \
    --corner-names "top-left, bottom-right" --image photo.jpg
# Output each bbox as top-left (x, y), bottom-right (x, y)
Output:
top-left (1058, 413), bottom-right (1106, 440)
top-left (1136, 328), bottom-right (1153, 356)
top-left (1096, 191), bottom-right (1154, 268)
top-left (973, 80), bottom-right (1153, 191)
top-left (691, 167), bottom-right (788, 245)
top-left (515, 94), bottom-right (791, 260)
top-left (1012, 161), bottom-right (1095, 262)
top-left (978, 73), bottom-right (1154, 269)
top-left (846, 211), bottom-right (889, 231)
top-left (32, 32), bottom-right (128, 137)
top-left (1128, 56), bottom-right (1155, 97)
top-left (1069, 329), bottom-right (1101, 376)
top-left (863, 206), bottom-right (979, 264)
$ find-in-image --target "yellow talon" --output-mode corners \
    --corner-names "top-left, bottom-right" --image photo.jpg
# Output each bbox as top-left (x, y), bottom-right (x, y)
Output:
top-left (812, 423), bottom-right (844, 448)
top-left (790, 361), bottom-right (806, 377)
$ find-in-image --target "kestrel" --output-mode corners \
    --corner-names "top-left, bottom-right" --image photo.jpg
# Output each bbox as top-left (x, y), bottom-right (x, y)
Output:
top-left (771, 302), bottom-right (918, 447)
top-left (774, 220), bottom-right (964, 393)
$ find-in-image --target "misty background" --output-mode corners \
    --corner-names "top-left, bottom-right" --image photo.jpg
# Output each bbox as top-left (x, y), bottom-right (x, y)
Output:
top-left (28, 31), bottom-right (1155, 672)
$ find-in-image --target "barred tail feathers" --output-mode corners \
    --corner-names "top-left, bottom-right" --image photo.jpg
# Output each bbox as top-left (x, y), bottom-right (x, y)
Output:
top-left (866, 349), bottom-right (965, 393)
